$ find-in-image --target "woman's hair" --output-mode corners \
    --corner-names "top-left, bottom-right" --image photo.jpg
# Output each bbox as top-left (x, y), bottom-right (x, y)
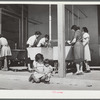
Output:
top-left (0, 34), bottom-right (3, 38)
top-left (71, 25), bottom-right (78, 31)
top-left (35, 31), bottom-right (42, 35)
top-left (44, 59), bottom-right (49, 65)
top-left (77, 26), bottom-right (80, 30)
top-left (35, 53), bottom-right (44, 62)
top-left (82, 27), bottom-right (88, 33)
top-left (45, 34), bottom-right (49, 40)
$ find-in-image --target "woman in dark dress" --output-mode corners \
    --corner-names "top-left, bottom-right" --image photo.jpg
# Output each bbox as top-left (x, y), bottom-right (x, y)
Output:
top-left (70, 25), bottom-right (84, 75)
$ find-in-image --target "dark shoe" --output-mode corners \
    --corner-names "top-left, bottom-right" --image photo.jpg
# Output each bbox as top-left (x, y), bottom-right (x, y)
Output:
top-left (85, 70), bottom-right (91, 73)
top-left (44, 81), bottom-right (50, 84)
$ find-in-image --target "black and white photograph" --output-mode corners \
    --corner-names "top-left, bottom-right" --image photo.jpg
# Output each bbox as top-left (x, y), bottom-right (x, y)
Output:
top-left (0, 0), bottom-right (100, 99)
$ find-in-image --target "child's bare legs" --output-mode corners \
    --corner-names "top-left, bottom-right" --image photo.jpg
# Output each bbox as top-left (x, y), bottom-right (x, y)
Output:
top-left (29, 74), bottom-right (34, 82)
top-left (29, 74), bottom-right (40, 83)
top-left (41, 75), bottom-right (46, 81)
top-left (44, 73), bottom-right (52, 83)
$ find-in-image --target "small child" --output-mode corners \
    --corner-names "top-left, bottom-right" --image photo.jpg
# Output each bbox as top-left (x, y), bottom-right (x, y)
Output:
top-left (29, 53), bottom-right (46, 83)
top-left (43, 59), bottom-right (53, 84)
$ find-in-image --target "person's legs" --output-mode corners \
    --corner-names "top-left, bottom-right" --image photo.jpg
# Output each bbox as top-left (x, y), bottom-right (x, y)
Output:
top-left (0, 60), bottom-right (2, 70)
top-left (40, 74), bottom-right (47, 82)
top-left (84, 60), bottom-right (91, 72)
top-left (45, 73), bottom-right (51, 82)
top-left (80, 62), bottom-right (84, 73)
top-left (27, 58), bottom-right (33, 71)
top-left (75, 63), bottom-right (80, 74)
top-left (29, 74), bottom-right (34, 82)
top-left (25, 49), bottom-right (32, 71)
top-left (29, 74), bottom-right (40, 83)
top-left (2, 56), bottom-right (8, 71)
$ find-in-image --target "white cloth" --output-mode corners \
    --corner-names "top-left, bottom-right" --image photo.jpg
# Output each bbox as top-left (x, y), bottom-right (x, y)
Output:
top-left (0, 37), bottom-right (12, 57)
top-left (33, 61), bottom-right (45, 79)
top-left (27, 35), bottom-right (37, 47)
top-left (83, 33), bottom-right (91, 61)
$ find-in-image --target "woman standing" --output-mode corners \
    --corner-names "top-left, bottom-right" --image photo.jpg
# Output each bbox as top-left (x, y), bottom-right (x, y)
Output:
top-left (0, 34), bottom-right (12, 71)
top-left (26, 31), bottom-right (42, 71)
top-left (82, 27), bottom-right (91, 73)
top-left (70, 25), bottom-right (84, 75)
top-left (37, 34), bottom-right (51, 47)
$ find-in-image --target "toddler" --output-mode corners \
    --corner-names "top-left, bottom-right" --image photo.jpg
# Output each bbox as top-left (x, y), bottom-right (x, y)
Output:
top-left (29, 53), bottom-right (46, 83)
top-left (43, 59), bottom-right (53, 84)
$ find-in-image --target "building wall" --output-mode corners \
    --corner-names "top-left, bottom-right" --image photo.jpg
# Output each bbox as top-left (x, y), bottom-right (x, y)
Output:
top-left (28, 5), bottom-right (49, 42)
top-left (28, 5), bottom-right (99, 65)
top-left (79, 5), bottom-right (99, 65)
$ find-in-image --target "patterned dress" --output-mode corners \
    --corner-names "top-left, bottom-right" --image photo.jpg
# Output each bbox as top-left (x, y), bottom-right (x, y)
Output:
top-left (44, 65), bottom-right (53, 77)
top-left (33, 61), bottom-right (45, 79)
top-left (73, 30), bottom-right (84, 63)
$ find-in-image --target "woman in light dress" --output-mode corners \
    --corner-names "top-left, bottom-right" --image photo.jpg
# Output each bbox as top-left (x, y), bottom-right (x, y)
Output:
top-left (82, 27), bottom-right (91, 72)
top-left (0, 34), bottom-right (12, 71)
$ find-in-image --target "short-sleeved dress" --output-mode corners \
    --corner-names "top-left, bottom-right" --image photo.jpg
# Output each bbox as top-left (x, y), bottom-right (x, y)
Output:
top-left (44, 65), bottom-right (53, 77)
top-left (0, 37), bottom-right (12, 57)
top-left (83, 32), bottom-right (91, 61)
top-left (37, 37), bottom-right (50, 47)
top-left (26, 35), bottom-right (37, 59)
top-left (33, 61), bottom-right (45, 79)
top-left (73, 30), bottom-right (84, 63)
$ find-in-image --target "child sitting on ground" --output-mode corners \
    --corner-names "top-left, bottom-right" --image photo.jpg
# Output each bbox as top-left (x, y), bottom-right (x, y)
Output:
top-left (29, 53), bottom-right (46, 83)
top-left (43, 59), bottom-right (53, 84)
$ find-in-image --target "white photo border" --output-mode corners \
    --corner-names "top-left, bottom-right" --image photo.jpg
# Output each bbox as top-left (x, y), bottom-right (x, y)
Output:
top-left (0, 1), bottom-right (100, 99)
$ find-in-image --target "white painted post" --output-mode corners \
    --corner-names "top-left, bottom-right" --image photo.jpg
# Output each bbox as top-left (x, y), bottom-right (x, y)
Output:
top-left (78, 9), bottom-right (80, 26)
top-left (72, 5), bottom-right (74, 25)
top-left (49, 4), bottom-right (52, 41)
top-left (22, 4), bottom-right (24, 49)
top-left (68, 10), bottom-right (69, 40)
top-left (0, 8), bottom-right (2, 34)
top-left (57, 4), bottom-right (66, 77)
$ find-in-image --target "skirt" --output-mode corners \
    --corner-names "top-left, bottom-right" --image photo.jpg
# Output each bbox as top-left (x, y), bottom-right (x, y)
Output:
top-left (73, 41), bottom-right (84, 63)
top-left (33, 72), bottom-right (45, 79)
top-left (84, 44), bottom-right (91, 61)
top-left (0, 45), bottom-right (12, 57)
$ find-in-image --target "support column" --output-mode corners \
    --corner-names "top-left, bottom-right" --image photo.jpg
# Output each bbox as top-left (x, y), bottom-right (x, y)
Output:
top-left (72, 5), bottom-right (74, 25)
top-left (57, 4), bottom-right (66, 77)
top-left (0, 8), bottom-right (2, 34)
top-left (22, 4), bottom-right (24, 49)
top-left (49, 4), bottom-right (52, 41)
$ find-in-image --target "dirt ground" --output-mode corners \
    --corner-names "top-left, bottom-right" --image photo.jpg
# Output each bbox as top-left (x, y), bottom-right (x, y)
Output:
top-left (0, 68), bottom-right (100, 90)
